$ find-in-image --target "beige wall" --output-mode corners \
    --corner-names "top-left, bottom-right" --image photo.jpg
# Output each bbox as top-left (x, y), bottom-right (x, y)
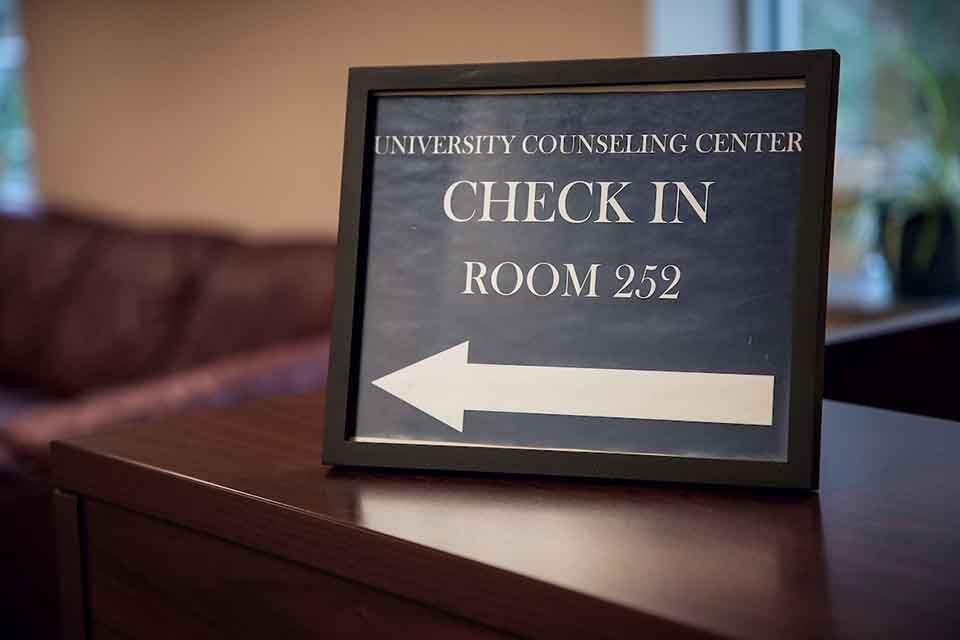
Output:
top-left (23, 1), bottom-right (647, 239)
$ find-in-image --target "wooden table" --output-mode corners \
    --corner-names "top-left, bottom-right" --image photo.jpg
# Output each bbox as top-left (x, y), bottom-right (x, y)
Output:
top-left (52, 394), bottom-right (960, 639)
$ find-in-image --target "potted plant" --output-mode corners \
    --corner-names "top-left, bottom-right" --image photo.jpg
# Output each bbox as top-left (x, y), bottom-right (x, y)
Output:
top-left (879, 53), bottom-right (960, 298)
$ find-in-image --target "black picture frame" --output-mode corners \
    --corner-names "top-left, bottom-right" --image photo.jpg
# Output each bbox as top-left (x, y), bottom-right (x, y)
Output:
top-left (323, 51), bottom-right (840, 489)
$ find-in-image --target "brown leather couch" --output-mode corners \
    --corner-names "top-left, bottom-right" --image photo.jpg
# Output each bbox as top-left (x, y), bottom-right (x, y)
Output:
top-left (0, 210), bottom-right (336, 638)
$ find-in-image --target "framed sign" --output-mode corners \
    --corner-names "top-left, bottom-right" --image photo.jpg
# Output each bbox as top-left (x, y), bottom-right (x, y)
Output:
top-left (324, 51), bottom-right (839, 489)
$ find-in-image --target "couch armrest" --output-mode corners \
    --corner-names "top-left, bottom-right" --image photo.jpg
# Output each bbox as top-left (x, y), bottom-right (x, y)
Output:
top-left (0, 336), bottom-right (330, 471)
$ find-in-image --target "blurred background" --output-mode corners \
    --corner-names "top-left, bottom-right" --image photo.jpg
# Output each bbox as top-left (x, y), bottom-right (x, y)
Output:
top-left (1, 1), bottom-right (959, 637)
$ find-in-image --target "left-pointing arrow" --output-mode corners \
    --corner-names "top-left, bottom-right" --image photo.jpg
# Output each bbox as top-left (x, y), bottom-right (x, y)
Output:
top-left (372, 341), bottom-right (775, 432)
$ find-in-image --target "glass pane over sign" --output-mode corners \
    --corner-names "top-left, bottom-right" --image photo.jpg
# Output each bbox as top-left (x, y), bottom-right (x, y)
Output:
top-left (353, 81), bottom-right (805, 462)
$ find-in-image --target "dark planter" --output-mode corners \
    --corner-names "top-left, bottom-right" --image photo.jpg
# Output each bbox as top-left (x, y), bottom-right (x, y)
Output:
top-left (880, 205), bottom-right (959, 298)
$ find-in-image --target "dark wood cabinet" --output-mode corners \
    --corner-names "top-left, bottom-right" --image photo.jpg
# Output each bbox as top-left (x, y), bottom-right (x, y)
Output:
top-left (53, 394), bottom-right (960, 639)
top-left (81, 499), bottom-right (505, 639)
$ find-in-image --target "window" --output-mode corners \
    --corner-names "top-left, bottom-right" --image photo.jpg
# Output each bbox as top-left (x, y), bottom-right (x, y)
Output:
top-left (650, 0), bottom-right (960, 311)
top-left (793, 1), bottom-right (960, 308)
top-left (0, 0), bottom-right (34, 212)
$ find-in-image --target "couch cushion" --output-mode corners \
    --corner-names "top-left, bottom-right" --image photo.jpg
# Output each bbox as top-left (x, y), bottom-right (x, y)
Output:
top-left (167, 241), bottom-right (337, 368)
top-left (0, 217), bottom-right (98, 388)
top-left (0, 212), bottom-right (335, 395)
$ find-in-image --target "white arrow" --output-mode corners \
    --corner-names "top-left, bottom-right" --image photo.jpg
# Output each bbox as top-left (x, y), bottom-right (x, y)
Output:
top-left (372, 341), bottom-right (774, 432)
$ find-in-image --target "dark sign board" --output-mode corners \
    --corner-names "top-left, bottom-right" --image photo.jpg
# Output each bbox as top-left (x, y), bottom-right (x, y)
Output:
top-left (325, 52), bottom-right (840, 489)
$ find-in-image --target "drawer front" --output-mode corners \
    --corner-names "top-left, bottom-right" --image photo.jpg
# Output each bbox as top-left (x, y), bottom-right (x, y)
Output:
top-left (83, 501), bottom-right (510, 639)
